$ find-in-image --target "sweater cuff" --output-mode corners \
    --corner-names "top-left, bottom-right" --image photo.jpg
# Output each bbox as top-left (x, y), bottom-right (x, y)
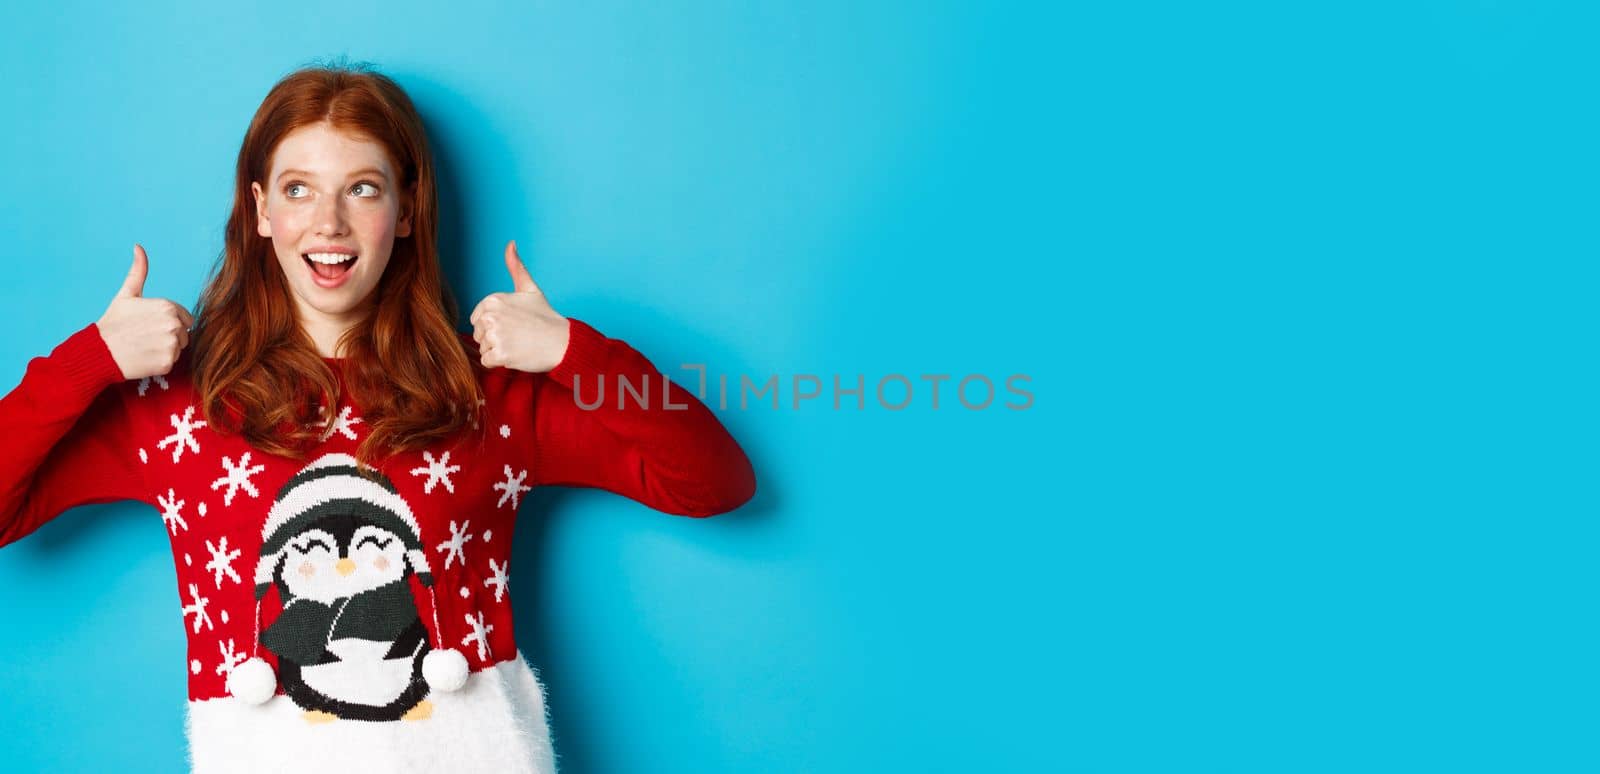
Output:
top-left (53, 323), bottom-right (128, 394)
top-left (544, 317), bottom-right (610, 390)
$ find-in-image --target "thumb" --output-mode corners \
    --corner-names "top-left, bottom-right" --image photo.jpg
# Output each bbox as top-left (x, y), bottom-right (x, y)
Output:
top-left (117, 244), bottom-right (149, 299)
top-left (505, 240), bottom-right (541, 294)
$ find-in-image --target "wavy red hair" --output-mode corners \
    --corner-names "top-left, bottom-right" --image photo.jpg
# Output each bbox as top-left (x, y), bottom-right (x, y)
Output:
top-left (190, 61), bottom-right (485, 470)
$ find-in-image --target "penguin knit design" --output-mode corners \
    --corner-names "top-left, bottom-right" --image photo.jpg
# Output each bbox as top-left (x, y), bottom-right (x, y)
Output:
top-left (0, 318), bottom-right (756, 774)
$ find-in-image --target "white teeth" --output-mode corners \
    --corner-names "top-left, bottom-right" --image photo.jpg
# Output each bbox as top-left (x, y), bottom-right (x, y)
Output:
top-left (304, 252), bottom-right (356, 264)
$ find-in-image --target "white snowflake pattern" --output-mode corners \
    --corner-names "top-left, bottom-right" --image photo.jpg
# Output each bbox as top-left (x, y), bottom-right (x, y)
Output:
top-left (498, 424), bottom-right (511, 439)
top-left (315, 405), bottom-right (363, 441)
top-left (203, 536), bottom-right (241, 587)
top-left (435, 520), bottom-right (473, 569)
top-left (209, 452), bottom-right (265, 506)
top-left (409, 451), bottom-right (461, 494)
top-left (181, 583), bottom-right (213, 633)
top-left (136, 374), bottom-right (169, 396)
top-left (493, 465), bottom-right (531, 509)
top-left (157, 489), bottom-right (188, 535)
top-left (214, 638), bottom-right (246, 678)
top-left (156, 405), bottom-right (207, 463)
top-left (461, 610), bottom-right (494, 661)
top-left (484, 558), bottom-right (510, 603)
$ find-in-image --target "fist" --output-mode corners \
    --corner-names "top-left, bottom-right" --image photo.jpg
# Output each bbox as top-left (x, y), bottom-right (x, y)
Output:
top-left (469, 241), bottom-right (570, 372)
top-left (96, 244), bottom-right (194, 381)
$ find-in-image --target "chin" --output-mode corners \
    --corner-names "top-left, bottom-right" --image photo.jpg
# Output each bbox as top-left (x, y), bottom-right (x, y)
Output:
top-left (299, 288), bottom-right (376, 316)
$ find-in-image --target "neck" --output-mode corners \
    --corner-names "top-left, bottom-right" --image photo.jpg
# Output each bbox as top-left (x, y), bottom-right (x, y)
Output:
top-left (296, 302), bottom-right (370, 359)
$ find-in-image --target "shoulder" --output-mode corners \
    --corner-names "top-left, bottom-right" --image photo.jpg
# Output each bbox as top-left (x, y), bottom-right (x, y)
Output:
top-left (172, 340), bottom-right (198, 380)
top-left (456, 329), bottom-right (495, 379)
top-left (455, 329), bottom-right (480, 359)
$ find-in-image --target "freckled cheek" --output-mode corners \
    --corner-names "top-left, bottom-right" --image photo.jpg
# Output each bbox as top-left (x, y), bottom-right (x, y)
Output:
top-left (268, 206), bottom-right (312, 236)
top-left (298, 561), bottom-right (316, 578)
top-left (374, 556), bottom-right (390, 571)
top-left (269, 214), bottom-right (311, 267)
top-left (354, 216), bottom-right (398, 247)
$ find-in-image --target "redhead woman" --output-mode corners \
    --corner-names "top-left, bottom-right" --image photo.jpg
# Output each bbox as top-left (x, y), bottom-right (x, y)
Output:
top-left (0, 63), bottom-right (756, 773)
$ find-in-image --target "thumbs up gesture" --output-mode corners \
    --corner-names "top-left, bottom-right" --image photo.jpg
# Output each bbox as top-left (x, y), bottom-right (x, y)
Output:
top-left (468, 241), bottom-right (571, 372)
top-left (96, 244), bottom-right (195, 381)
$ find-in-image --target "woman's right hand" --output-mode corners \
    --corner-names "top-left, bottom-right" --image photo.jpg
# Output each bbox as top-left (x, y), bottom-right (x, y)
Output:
top-left (96, 244), bottom-right (194, 381)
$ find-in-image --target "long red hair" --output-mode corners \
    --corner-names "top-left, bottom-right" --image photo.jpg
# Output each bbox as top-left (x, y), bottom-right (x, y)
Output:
top-left (189, 62), bottom-right (485, 470)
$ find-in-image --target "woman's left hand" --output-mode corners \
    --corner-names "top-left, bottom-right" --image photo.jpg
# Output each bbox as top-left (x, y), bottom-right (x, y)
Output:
top-left (469, 240), bottom-right (571, 372)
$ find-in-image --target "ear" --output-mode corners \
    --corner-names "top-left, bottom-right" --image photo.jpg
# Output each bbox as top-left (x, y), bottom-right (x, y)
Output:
top-left (396, 183), bottom-right (415, 239)
top-left (251, 181), bottom-right (272, 238)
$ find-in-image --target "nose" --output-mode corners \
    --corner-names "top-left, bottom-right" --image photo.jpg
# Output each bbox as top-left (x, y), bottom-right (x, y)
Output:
top-left (313, 193), bottom-right (349, 236)
top-left (336, 557), bottom-right (356, 576)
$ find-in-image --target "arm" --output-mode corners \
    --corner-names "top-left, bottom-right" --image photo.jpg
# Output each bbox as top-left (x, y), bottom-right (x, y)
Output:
top-left (529, 317), bottom-right (757, 517)
top-left (0, 323), bottom-right (147, 548)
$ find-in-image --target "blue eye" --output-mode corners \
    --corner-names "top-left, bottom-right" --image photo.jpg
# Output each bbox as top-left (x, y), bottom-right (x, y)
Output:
top-left (351, 182), bottom-right (380, 197)
top-left (285, 183), bottom-right (307, 198)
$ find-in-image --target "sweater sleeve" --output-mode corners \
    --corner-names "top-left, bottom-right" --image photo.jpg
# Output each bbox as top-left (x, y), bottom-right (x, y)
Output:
top-left (529, 317), bottom-right (757, 517)
top-left (0, 323), bottom-right (147, 548)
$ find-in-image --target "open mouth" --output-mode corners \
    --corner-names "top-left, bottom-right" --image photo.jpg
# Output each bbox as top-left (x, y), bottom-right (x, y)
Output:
top-left (303, 252), bottom-right (360, 282)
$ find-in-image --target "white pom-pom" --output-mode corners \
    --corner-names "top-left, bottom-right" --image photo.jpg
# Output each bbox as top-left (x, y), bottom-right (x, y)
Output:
top-left (423, 648), bottom-right (469, 692)
top-left (227, 657), bottom-right (277, 704)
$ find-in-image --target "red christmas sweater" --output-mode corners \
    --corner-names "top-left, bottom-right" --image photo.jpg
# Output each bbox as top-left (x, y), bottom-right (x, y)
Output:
top-left (0, 318), bottom-right (755, 773)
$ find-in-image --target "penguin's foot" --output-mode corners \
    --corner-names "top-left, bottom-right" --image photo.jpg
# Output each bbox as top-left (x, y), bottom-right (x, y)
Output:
top-left (302, 710), bottom-right (338, 725)
top-left (402, 699), bottom-right (434, 721)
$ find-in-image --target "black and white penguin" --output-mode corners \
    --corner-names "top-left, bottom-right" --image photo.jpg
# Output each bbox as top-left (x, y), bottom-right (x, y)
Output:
top-left (225, 452), bottom-right (470, 723)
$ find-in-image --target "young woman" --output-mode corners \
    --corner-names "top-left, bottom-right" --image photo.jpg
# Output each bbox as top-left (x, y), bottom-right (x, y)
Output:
top-left (0, 64), bottom-right (756, 773)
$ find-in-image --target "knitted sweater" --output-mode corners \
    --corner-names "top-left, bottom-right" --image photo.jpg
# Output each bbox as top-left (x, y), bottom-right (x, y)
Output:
top-left (0, 318), bottom-right (756, 774)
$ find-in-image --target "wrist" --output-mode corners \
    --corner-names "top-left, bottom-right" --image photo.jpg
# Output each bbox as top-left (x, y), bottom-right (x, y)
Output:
top-left (545, 317), bottom-right (607, 388)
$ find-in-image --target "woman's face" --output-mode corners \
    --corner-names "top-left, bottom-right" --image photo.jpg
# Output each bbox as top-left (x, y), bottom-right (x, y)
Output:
top-left (251, 121), bottom-right (412, 323)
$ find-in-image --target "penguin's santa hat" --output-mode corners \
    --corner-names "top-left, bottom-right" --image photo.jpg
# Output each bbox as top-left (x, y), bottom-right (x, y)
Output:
top-left (225, 452), bottom-right (470, 704)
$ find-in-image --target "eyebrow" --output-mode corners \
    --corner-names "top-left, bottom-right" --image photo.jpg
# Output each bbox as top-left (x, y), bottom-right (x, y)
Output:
top-left (275, 167), bottom-right (389, 183)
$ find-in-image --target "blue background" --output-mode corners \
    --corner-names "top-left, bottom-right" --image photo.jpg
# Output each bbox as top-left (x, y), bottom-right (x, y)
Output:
top-left (0, 1), bottom-right (1592, 771)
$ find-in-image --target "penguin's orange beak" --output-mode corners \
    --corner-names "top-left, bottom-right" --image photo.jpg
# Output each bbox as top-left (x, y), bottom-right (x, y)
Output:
top-left (336, 558), bottom-right (356, 576)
